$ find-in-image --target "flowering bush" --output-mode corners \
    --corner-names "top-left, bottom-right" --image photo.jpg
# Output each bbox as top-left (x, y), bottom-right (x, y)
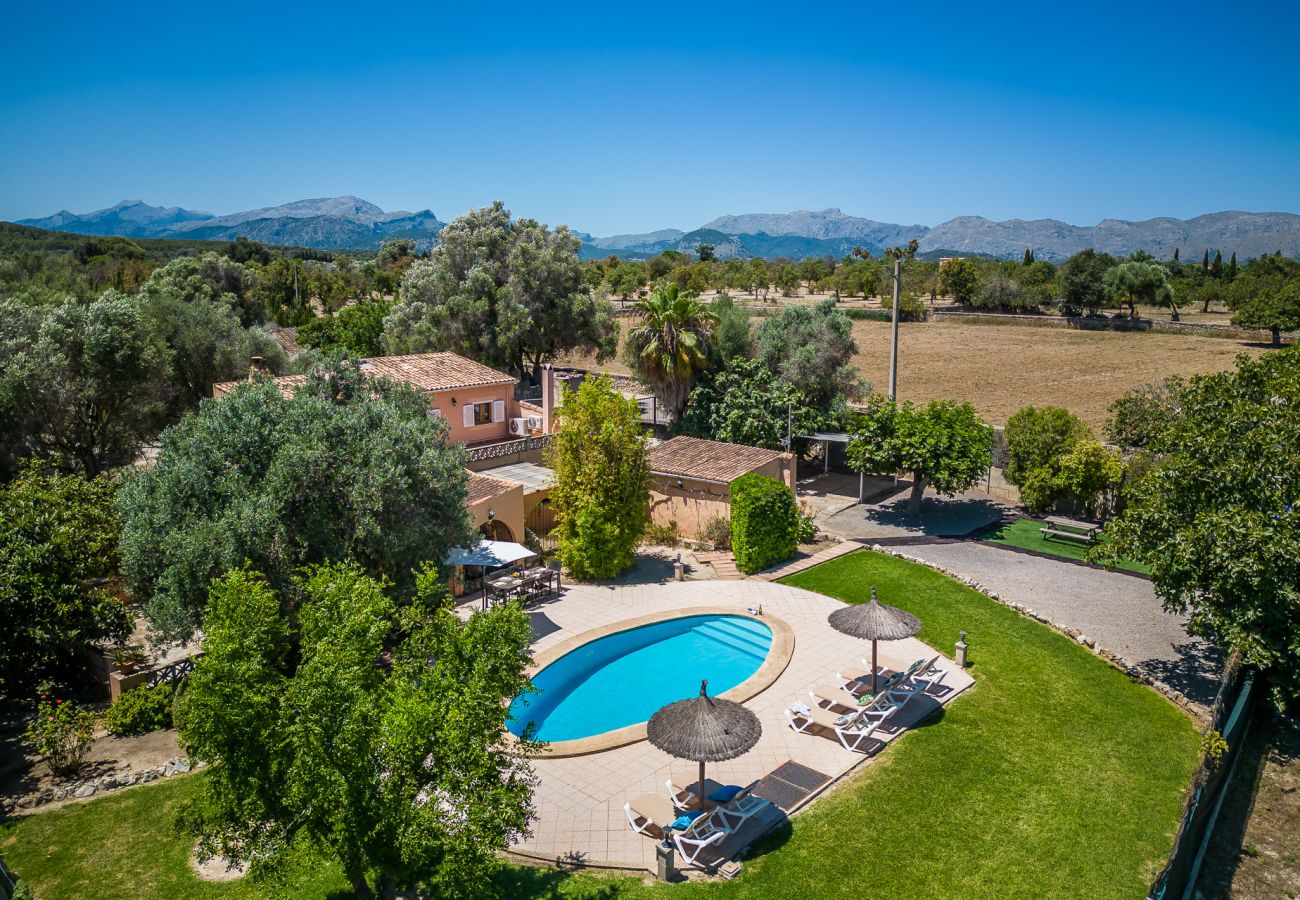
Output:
top-left (25, 699), bottom-right (96, 778)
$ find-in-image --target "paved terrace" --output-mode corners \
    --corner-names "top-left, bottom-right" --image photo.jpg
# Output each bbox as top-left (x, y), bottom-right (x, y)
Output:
top-left (491, 580), bottom-right (973, 873)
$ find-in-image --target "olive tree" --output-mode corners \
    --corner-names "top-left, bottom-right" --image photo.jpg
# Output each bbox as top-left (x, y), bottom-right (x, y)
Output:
top-left (383, 201), bottom-right (617, 382)
top-left (0, 292), bottom-right (171, 477)
top-left (117, 360), bottom-right (475, 643)
top-left (756, 298), bottom-right (865, 413)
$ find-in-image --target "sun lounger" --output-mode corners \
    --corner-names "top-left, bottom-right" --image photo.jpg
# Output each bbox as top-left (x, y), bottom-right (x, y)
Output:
top-left (786, 702), bottom-right (897, 752)
top-left (667, 778), bottom-right (772, 830)
top-left (671, 807), bottom-right (732, 866)
top-left (624, 793), bottom-right (677, 838)
top-left (667, 777), bottom-right (698, 811)
top-left (811, 682), bottom-right (870, 712)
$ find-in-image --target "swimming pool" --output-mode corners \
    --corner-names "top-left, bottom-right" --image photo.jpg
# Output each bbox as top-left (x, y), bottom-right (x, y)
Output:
top-left (509, 614), bottom-right (773, 743)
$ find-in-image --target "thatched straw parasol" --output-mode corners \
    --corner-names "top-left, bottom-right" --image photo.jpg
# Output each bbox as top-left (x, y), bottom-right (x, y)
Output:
top-left (827, 586), bottom-right (922, 693)
top-left (647, 679), bottom-right (762, 808)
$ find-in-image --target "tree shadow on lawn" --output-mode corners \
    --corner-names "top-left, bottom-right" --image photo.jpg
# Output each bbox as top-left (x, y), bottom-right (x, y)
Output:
top-left (485, 862), bottom-right (631, 899)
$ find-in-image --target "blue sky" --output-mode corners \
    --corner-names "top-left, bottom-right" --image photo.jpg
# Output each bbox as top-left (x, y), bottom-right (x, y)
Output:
top-left (2, 1), bottom-right (1298, 234)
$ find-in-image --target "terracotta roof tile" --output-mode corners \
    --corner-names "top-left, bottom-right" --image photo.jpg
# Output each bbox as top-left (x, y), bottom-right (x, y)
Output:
top-left (359, 353), bottom-right (515, 393)
top-left (465, 470), bottom-right (519, 505)
top-left (648, 436), bottom-right (788, 484)
top-left (213, 352), bottom-right (515, 399)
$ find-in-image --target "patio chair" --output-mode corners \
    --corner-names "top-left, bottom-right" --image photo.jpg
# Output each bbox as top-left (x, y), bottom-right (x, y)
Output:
top-left (671, 808), bottom-right (732, 866)
top-left (786, 702), bottom-right (896, 752)
top-left (624, 793), bottom-right (677, 839)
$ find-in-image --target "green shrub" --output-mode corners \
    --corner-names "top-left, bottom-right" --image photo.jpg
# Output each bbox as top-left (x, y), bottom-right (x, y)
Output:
top-left (1019, 439), bottom-right (1124, 517)
top-left (730, 473), bottom-right (798, 574)
top-left (842, 308), bottom-right (891, 322)
top-left (105, 682), bottom-right (176, 736)
top-left (880, 291), bottom-right (928, 321)
top-left (1003, 405), bottom-right (1091, 486)
top-left (25, 699), bottom-right (96, 777)
top-left (643, 520), bottom-right (679, 547)
top-left (11, 879), bottom-right (33, 900)
top-left (701, 515), bottom-right (731, 550)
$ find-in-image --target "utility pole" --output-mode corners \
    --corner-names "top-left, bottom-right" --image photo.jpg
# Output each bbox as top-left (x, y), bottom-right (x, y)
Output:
top-left (888, 257), bottom-right (901, 400)
top-left (884, 239), bottom-right (917, 401)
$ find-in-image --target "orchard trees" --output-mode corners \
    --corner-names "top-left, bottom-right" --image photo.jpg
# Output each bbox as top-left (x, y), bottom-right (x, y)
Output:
top-left (383, 202), bottom-right (617, 381)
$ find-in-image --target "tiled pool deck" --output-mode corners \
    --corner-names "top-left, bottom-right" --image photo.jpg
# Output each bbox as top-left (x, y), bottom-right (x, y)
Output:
top-left (483, 580), bottom-right (974, 873)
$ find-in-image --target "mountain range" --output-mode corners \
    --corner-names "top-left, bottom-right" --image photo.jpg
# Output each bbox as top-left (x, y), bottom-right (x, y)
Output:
top-left (17, 197), bottom-right (446, 251)
top-left (15, 199), bottom-right (1300, 261)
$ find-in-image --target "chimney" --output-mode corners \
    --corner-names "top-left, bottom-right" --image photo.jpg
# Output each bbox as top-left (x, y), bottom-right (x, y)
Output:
top-left (541, 364), bottom-right (555, 434)
top-left (248, 355), bottom-right (266, 380)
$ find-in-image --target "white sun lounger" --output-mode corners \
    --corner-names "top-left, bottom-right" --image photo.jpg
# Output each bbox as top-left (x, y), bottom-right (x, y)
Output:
top-left (667, 778), bottom-right (771, 830)
top-left (786, 702), bottom-right (897, 752)
top-left (671, 808), bottom-right (732, 866)
top-left (625, 793), bottom-right (676, 838)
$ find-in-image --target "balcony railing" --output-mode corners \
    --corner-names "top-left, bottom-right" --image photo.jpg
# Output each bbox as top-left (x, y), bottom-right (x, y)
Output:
top-left (464, 434), bottom-right (554, 462)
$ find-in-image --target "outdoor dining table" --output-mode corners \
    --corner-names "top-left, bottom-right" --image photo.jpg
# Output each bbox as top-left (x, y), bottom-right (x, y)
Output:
top-left (484, 566), bottom-right (559, 608)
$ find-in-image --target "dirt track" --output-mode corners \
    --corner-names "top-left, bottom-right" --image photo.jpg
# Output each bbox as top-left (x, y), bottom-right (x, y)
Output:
top-left (563, 318), bottom-right (1268, 431)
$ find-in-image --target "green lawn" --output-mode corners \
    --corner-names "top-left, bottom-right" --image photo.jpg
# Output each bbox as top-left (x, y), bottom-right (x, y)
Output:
top-left (0, 774), bottom-right (346, 900)
top-left (983, 516), bottom-right (1151, 575)
top-left (1, 550), bottom-right (1197, 899)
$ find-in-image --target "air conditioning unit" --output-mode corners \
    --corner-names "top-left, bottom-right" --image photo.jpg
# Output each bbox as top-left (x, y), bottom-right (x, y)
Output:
top-left (509, 417), bottom-right (528, 436)
top-left (525, 415), bottom-right (543, 432)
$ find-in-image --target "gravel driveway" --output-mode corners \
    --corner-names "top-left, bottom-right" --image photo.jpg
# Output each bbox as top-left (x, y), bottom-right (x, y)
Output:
top-left (886, 540), bottom-right (1221, 711)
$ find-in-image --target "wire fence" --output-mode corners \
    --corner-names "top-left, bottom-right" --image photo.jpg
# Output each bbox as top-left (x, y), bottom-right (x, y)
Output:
top-left (1148, 654), bottom-right (1258, 900)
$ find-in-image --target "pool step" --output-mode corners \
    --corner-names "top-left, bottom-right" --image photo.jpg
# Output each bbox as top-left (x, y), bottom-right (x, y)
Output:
top-left (692, 620), bottom-right (770, 659)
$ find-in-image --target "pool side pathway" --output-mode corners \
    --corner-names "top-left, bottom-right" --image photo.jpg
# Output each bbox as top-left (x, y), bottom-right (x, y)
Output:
top-left (491, 580), bottom-right (973, 873)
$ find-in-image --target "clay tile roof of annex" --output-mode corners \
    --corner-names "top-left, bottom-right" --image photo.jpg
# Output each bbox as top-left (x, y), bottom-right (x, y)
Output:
top-left (647, 435), bottom-right (788, 484)
top-left (358, 353), bottom-right (515, 393)
top-left (465, 470), bottom-right (520, 505)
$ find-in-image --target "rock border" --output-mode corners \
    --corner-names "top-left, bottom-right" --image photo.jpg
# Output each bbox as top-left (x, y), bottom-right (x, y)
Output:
top-left (5, 756), bottom-right (205, 815)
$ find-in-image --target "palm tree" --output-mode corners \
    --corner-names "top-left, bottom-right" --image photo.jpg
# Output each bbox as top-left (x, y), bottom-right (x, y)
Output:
top-left (624, 283), bottom-right (717, 422)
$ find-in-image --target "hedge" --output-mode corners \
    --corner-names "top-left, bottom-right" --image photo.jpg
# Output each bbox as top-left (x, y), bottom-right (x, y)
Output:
top-left (730, 473), bottom-right (798, 574)
top-left (104, 682), bottom-right (176, 736)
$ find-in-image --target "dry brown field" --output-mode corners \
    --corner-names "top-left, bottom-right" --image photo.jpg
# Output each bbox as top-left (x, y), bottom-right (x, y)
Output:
top-left (561, 317), bottom-right (1270, 431)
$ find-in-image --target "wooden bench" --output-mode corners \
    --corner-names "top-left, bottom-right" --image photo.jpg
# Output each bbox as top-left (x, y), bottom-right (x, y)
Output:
top-left (1040, 515), bottom-right (1100, 544)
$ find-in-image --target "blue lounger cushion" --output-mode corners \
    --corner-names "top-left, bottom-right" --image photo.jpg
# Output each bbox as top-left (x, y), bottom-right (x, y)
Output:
top-left (670, 809), bottom-right (706, 830)
top-left (708, 785), bottom-right (743, 804)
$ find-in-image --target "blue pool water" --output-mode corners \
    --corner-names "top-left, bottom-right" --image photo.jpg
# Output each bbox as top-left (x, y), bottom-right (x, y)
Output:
top-left (508, 614), bottom-right (773, 743)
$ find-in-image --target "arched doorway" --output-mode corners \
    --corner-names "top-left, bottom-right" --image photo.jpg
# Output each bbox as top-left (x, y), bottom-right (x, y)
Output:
top-left (480, 519), bottom-right (514, 542)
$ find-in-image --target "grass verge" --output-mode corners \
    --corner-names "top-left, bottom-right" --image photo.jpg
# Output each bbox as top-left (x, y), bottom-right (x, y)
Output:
top-left (982, 517), bottom-right (1151, 575)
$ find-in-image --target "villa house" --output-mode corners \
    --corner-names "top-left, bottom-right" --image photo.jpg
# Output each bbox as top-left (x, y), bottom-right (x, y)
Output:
top-left (214, 351), bottom-right (568, 543)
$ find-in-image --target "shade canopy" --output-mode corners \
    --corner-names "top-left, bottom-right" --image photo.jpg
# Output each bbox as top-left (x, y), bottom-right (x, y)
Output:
top-left (445, 539), bottom-right (536, 568)
top-left (647, 679), bottom-right (762, 763)
top-left (827, 586), bottom-right (922, 642)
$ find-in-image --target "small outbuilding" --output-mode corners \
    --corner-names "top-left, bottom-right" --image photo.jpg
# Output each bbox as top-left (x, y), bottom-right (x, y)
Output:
top-left (647, 436), bottom-right (796, 540)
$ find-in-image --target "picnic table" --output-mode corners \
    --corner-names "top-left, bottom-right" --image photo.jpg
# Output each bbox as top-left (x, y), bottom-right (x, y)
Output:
top-left (1040, 515), bottom-right (1101, 544)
